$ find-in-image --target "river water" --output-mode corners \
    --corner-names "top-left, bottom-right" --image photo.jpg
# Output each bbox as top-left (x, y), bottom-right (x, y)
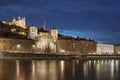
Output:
top-left (0, 59), bottom-right (120, 80)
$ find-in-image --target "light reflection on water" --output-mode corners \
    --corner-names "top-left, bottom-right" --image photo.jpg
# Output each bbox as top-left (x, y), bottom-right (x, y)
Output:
top-left (0, 59), bottom-right (120, 80)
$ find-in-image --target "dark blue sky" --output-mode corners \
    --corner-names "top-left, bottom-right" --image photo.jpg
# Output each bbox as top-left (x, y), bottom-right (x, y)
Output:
top-left (0, 0), bottom-right (120, 44)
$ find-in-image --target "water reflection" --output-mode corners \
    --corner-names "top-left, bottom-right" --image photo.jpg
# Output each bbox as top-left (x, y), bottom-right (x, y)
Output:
top-left (16, 60), bottom-right (20, 80)
top-left (83, 60), bottom-right (120, 80)
top-left (60, 60), bottom-right (65, 80)
top-left (32, 60), bottom-right (35, 75)
top-left (0, 59), bottom-right (120, 80)
top-left (36, 60), bottom-right (58, 80)
top-left (31, 60), bottom-right (36, 80)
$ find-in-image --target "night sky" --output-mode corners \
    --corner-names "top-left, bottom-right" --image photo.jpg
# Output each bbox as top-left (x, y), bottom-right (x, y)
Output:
top-left (0, 0), bottom-right (120, 44)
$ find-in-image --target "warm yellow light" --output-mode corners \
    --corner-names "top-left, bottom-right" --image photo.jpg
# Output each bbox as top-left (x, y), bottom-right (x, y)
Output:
top-left (32, 45), bottom-right (35, 48)
top-left (10, 28), bottom-right (16, 32)
top-left (18, 32), bottom-right (26, 36)
top-left (59, 49), bottom-right (65, 53)
top-left (61, 61), bottom-right (64, 70)
top-left (17, 44), bottom-right (21, 48)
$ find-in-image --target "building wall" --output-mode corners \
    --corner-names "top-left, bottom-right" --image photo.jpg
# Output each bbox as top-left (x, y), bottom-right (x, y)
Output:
top-left (35, 31), bottom-right (57, 54)
top-left (36, 32), bottom-right (50, 53)
top-left (97, 44), bottom-right (114, 54)
top-left (57, 39), bottom-right (96, 55)
top-left (35, 28), bottom-right (58, 54)
top-left (114, 45), bottom-right (120, 54)
top-left (0, 17), bottom-right (99, 55)
top-left (28, 26), bottom-right (38, 40)
top-left (50, 28), bottom-right (58, 42)
top-left (0, 38), bottom-right (35, 53)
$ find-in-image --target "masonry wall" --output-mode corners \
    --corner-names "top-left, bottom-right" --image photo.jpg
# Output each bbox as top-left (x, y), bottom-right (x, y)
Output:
top-left (97, 44), bottom-right (114, 54)
top-left (57, 39), bottom-right (96, 55)
top-left (0, 38), bottom-right (97, 54)
top-left (0, 38), bottom-right (35, 53)
top-left (114, 45), bottom-right (120, 54)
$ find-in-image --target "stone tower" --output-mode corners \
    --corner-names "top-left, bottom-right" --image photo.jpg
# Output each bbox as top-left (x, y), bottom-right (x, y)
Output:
top-left (50, 28), bottom-right (58, 42)
top-left (28, 25), bottom-right (38, 40)
top-left (49, 28), bottom-right (58, 53)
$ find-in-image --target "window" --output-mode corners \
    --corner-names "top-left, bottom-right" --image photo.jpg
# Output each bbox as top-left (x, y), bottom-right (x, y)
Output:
top-left (73, 43), bottom-right (75, 48)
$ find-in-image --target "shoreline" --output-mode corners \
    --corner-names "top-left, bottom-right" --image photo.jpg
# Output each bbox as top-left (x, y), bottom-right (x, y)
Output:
top-left (0, 52), bottom-right (120, 60)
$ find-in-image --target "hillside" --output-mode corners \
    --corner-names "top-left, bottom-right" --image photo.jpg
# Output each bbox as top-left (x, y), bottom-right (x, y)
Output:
top-left (0, 21), bottom-right (27, 39)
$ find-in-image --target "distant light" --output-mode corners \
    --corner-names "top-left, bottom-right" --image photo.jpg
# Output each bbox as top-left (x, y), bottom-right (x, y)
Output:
top-left (59, 49), bottom-right (65, 53)
top-left (32, 45), bottom-right (35, 48)
top-left (17, 44), bottom-right (21, 48)
top-left (60, 60), bottom-right (64, 72)
top-left (16, 60), bottom-right (20, 76)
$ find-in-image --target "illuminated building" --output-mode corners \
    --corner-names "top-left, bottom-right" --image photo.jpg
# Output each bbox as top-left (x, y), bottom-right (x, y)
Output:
top-left (28, 25), bottom-right (38, 40)
top-left (0, 38), bottom-right (35, 53)
top-left (57, 36), bottom-right (97, 55)
top-left (35, 28), bottom-right (58, 53)
top-left (114, 45), bottom-right (120, 54)
top-left (0, 16), bottom-right (97, 55)
top-left (97, 44), bottom-right (114, 54)
top-left (2, 16), bottom-right (26, 29)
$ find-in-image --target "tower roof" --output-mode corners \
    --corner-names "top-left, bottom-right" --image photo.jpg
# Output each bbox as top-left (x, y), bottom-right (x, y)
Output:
top-left (43, 19), bottom-right (46, 30)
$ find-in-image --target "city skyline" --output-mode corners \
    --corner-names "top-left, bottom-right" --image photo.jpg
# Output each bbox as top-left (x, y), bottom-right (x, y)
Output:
top-left (0, 0), bottom-right (120, 44)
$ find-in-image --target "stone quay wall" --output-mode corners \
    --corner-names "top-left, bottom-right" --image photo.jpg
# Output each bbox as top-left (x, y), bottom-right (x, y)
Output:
top-left (0, 38), bottom-right (35, 53)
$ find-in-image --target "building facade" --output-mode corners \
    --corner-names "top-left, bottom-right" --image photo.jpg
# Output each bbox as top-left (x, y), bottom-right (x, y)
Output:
top-left (0, 38), bottom-right (35, 53)
top-left (35, 28), bottom-right (58, 54)
top-left (97, 44), bottom-right (114, 54)
top-left (0, 16), bottom-right (97, 55)
top-left (114, 45), bottom-right (120, 54)
top-left (57, 39), bottom-right (96, 55)
top-left (2, 16), bottom-right (26, 29)
top-left (28, 25), bottom-right (38, 40)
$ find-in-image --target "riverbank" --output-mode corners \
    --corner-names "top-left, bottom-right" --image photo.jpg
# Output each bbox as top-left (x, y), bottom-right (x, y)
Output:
top-left (0, 52), bottom-right (120, 60)
top-left (0, 52), bottom-right (78, 60)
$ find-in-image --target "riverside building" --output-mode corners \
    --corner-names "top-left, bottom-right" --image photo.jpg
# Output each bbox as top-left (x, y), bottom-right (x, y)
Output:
top-left (114, 45), bottom-right (120, 54)
top-left (0, 16), bottom-right (97, 55)
top-left (97, 44), bottom-right (114, 55)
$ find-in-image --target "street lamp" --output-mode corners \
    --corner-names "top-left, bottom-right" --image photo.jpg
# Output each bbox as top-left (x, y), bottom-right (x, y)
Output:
top-left (17, 44), bottom-right (21, 48)
top-left (32, 44), bottom-right (36, 53)
top-left (32, 45), bottom-right (35, 48)
top-left (17, 44), bottom-right (21, 52)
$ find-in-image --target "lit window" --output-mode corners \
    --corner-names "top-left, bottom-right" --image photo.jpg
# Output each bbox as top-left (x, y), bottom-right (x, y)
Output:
top-left (73, 43), bottom-right (75, 48)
